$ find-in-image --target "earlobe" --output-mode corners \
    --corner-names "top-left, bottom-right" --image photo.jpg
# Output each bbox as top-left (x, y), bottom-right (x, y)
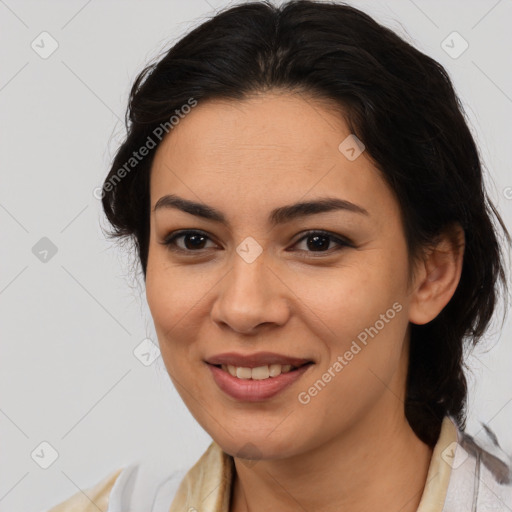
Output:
top-left (408, 224), bottom-right (465, 325)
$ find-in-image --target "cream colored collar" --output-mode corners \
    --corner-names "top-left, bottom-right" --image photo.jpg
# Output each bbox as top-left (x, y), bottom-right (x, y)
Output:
top-left (416, 415), bottom-right (458, 511)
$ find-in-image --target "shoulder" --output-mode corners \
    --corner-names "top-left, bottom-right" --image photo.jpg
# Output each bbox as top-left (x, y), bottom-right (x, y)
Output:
top-left (43, 463), bottom-right (188, 512)
top-left (44, 467), bottom-right (124, 512)
top-left (43, 458), bottom-right (191, 512)
top-left (443, 418), bottom-right (512, 510)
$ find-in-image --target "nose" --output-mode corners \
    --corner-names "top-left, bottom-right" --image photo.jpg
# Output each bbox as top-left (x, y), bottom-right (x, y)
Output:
top-left (210, 252), bottom-right (291, 334)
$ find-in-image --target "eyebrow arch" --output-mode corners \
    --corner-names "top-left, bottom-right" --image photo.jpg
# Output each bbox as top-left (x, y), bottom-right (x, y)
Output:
top-left (153, 194), bottom-right (369, 227)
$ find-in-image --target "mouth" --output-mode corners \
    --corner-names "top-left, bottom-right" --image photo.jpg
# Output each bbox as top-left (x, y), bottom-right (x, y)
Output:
top-left (208, 361), bottom-right (314, 380)
top-left (206, 360), bottom-right (314, 402)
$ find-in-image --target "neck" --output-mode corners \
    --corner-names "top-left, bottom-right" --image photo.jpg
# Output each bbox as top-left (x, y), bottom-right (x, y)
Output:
top-left (230, 404), bottom-right (434, 512)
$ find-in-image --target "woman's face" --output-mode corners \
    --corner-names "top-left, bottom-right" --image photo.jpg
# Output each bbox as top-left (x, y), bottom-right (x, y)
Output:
top-left (146, 91), bottom-right (421, 459)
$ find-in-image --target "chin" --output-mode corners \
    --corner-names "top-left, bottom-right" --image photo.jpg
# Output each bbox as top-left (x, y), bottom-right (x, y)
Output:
top-left (213, 429), bottom-right (304, 462)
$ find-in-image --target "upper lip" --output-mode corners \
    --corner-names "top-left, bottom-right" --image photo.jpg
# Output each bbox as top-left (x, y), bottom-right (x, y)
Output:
top-left (205, 351), bottom-right (313, 368)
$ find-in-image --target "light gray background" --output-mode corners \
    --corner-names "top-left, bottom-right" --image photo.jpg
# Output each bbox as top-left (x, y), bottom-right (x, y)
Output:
top-left (1, 1), bottom-right (511, 511)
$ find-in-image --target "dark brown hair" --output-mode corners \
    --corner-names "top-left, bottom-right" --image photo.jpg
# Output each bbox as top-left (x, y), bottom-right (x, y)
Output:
top-left (101, 0), bottom-right (511, 447)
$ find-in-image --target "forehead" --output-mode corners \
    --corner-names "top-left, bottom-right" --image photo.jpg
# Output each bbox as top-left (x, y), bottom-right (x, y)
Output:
top-left (153, 92), bottom-right (349, 173)
top-left (149, 92), bottom-right (396, 223)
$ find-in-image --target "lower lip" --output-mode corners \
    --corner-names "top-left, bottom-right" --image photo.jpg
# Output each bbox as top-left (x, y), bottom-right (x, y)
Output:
top-left (207, 363), bottom-right (313, 402)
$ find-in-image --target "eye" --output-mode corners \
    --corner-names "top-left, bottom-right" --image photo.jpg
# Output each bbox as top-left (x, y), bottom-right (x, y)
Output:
top-left (159, 230), bottom-right (218, 253)
top-left (289, 230), bottom-right (353, 256)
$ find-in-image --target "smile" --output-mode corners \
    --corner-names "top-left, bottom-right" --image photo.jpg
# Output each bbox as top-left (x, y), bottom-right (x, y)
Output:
top-left (207, 362), bottom-right (314, 401)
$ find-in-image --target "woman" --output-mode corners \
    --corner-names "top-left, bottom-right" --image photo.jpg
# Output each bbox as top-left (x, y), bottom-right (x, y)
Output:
top-left (46, 0), bottom-right (512, 510)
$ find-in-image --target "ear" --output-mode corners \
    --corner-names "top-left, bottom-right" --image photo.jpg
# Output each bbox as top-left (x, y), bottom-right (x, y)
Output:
top-left (408, 223), bottom-right (465, 325)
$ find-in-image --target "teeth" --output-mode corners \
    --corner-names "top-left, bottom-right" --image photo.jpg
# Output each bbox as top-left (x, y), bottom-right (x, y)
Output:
top-left (270, 363), bottom-right (288, 376)
top-left (220, 363), bottom-right (295, 380)
top-left (236, 366), bottom-right (252, 379)
top-left (251, 365), bottom-right (269, 380)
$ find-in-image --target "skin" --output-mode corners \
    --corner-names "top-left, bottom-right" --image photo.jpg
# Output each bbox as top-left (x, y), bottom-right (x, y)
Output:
top-left (145, 91), bottom-right (465, 512)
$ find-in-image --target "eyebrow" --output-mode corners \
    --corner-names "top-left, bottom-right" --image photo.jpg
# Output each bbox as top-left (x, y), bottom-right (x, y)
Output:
top-left (153, 194), bottom-right (369, 226)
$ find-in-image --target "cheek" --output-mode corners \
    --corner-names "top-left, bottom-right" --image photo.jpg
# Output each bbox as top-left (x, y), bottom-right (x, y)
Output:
top-left (291, 256), bottom-right (402, 334)
top-left (146, 252), bottom-right (206, 329)
top-left (145, 254), bottom-right (219, 377)
top-left (145, 265), bottom-right (205, 396)
top-left (145, 263), bottom-right (194, 372)
top-left (290, 255), bottom-right (408, 389)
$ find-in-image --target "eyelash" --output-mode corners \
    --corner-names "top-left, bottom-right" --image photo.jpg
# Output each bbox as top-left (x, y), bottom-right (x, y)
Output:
top-left (159, 229), bottom-right (353, 257)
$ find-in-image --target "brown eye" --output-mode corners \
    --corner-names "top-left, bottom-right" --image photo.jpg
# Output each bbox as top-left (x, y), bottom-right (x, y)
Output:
top-left (291, 230), bottom-right (352, 254)
top-left (160, 230), bottom-right (217, 253)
